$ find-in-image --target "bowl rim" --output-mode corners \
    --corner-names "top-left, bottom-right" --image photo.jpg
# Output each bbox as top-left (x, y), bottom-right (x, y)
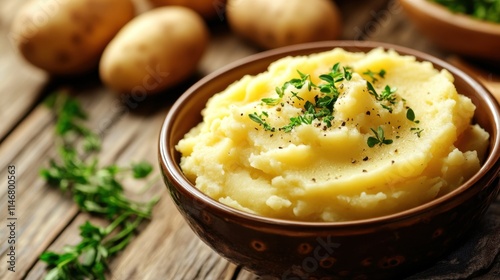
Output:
top-left (400, 0), bottom-right (500, 35)
top-left (159, 40), bottom-right (500, 228)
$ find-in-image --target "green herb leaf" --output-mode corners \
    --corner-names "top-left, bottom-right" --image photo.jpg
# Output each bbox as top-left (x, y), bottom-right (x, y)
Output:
top-left (261, 97), bottom-right (281, 106)
top-left (406, 108), bottom-right (416, 122)
top-left (381, 85), bottom-right (397, 104)
top-left (40, 215), bottom-right (143, 280)
top-left (367, 81), bottom-right (378, 98)
top-left (249, 112), bottom-right (275, 131)
top-left (367, 126), bottom-right (393, 147)
top-left (367, 136), bottom-right (380, 148)
top-left (363, 69), bottom-right (386, 83)
top-left (406, 108), bottom-right (420, 124)
top-left (411, 127), bottom-right (424, 137)
top-left (367, 82), bottom-right (398, 112)
top-left (343, 66), bottom-right (353, 81)
top-left (132, 162), bottom-right (153, 179)
top-left (275, 86), bottom-right (284, 98)
top-left (281, 116), bottom-right (302, 132)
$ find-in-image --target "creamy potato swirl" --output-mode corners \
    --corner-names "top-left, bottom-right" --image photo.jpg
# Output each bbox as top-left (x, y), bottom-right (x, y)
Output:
top-left (177, 48), bottom-right (489, 222)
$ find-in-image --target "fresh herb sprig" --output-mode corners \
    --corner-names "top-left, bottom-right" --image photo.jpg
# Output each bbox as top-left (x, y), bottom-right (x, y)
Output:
top-left (315, 63), bottom-right (352, 114)
top-left (39, 93), bottom-right (159, 280)
top-left (367, 126), bottom-right (393, 147)
top-left (44, 94), bottom-right (101, 152)
top-left (406, 108), bottom-right (424, 137)
top-left (40, 154), bottom-right (157, 219)
top-left (249, 111), bottom-right (275, 132)
top-left (275, 70), bottom-right (313, 98)
top-left (251, 63), bottom-right (352, 132)
top-left (367, 82), bottom-right (398, 112)
top-left (363, 69), bottom-right (386, 83)
top-left (41, 215), bottom-right (142, 280)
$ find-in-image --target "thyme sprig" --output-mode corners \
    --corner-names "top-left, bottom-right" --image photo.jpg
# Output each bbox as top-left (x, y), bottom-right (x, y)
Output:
top-left (363, 69), bottom-right (386, 83)
top-left (249, 64), bottom-right (423, 146)
top-left (44, 94), bottom-right (101, 152)
top-left (275, 70), bottom-right (313, 98)
top-left (407, 108), bottom-right (424, 137)
top-left (249, 111), bottom-right (275, 132)
top-left (367, 82), bottom-right (398, 112)
top-left (367, 126), bottom-right (393, 147)
top-left (39, 93), bottom-right (159, 280)
top-left (251, 63), bottom-right (352, 132)
top-left (41, 215), bottom-right (143, 280)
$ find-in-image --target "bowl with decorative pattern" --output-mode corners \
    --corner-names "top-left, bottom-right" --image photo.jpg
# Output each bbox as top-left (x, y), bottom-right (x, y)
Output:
top-left (159, 41), bottom-right (500, 279)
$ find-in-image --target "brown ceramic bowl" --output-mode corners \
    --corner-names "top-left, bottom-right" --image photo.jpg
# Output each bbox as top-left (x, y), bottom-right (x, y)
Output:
top-left (159, 41), bottom-right (500, 279)
top-left (399, 0), bottom-right (500, 63)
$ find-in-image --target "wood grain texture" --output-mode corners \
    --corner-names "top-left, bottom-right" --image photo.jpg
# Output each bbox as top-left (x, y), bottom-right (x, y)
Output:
top-left (0, 0), bottom-right (47, 140)
top-left (0, 0), bottom-right (498, 279)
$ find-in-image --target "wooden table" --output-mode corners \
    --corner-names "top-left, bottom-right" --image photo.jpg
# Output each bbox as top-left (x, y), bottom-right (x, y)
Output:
top-left (1, 0), bottom-right (498, 279)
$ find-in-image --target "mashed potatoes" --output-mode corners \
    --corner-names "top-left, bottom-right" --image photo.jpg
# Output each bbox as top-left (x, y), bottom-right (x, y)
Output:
top-left (176, 48), bottom-right (489, 222)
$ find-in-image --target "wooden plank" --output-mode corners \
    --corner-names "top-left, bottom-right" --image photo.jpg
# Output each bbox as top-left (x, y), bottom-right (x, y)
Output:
top-left (0, 0), bottom-right (48, 140)
top-left (0, 105), bottom-right (78, 279)
top-left (0, 0), bottom-right (155, 142)
top-left (23, 103), bottom-right (235, 280)
top-left (337, 0), bottom-right (393, 40)
top-left (108, 194), bottom-right (235, 280)
top-left (24, 110), bottom-right (162, 279)
top-left (25, 214), bottom-right (108, 280)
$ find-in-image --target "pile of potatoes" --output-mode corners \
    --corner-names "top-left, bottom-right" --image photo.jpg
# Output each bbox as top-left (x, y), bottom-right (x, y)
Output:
top-left (10, 0), bottom-right (342, 95)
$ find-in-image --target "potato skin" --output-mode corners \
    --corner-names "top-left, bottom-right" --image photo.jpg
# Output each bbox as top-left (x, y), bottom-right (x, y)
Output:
top-left (99, 6), bottom-right (209, 95)
top-left (226, 0), bottom-right (342, 49)
top-left (148, 0), bottom-right (226, 19)
top-left (10, 0), bottom-right (135, 75)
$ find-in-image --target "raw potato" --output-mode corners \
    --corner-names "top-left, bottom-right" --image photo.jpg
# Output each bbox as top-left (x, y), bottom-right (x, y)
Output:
top-left (226, 0), bottom-right (342, 49)
top-left (10, 0), bottom-right (135, 75)
top-left (148, 0), bottom-right (226, 19)
top-left (99, 7), bottom-right (209, 95)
